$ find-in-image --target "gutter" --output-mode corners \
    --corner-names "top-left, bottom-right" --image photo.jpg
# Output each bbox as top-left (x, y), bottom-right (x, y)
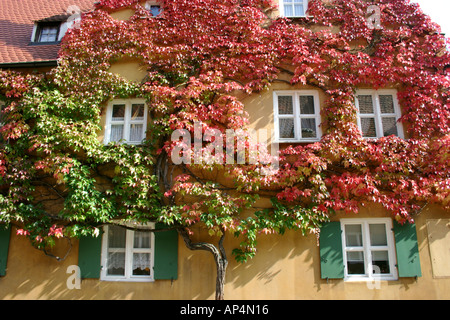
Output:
top-left (0, 60), bottom-right (58, 69)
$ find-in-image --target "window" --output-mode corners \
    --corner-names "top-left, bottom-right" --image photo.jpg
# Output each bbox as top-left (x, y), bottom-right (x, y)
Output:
top-left (101, 224), bottom-right (155, 282)
top-left (78, 224), bottom-right (178, 280)
top-left (34, 23), bottom-right (60, 43)
top-left (274, 90), bottom-right (321, 142)
top-left (279, 0), bottom-right (308, 18)
top-left (145, 1), bottom-right (162, 17)
top-left (320, 219), bottom-right (421, 281)
top-left (104, 100), bottom-right (148, 145)
top-left (341, 218), bottom-right (398, 281)
top-left (355, 89), bottom-right (403, 139)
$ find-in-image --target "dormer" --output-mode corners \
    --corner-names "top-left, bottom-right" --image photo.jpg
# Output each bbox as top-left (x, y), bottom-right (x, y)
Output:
top-left (30, 9), bottom-right (81, 44)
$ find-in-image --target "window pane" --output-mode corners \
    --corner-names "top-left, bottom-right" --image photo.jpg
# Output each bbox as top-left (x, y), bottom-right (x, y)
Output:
top-left (361, 118), bottom-right (376, 137)
top-left (39, 26), bottom-right (58, 42)
top-left (369, 224), bottom-right (387, 246)
top-left (299, 96), bottom-right (315, 115)
top-left (112, 105), bottom-right (125, 121)
top-left (129, 124), bottom-right (144, 142)
top-left (301, 118), bottom-right (317, 138)
top-left (107, 252), bottom-right (125, 275)
top-left (133, 253), bottom-right (151, 275)
top-left (345, 224), bottom-right (363, 247)
top-left (110, 124), bottom-right (124, 142)
top-left (379, 95), bottom-right (395, 114)
top-left (150, 5), bottom-right (161, 16)
top-left (294, 4), bottom-right (305, 16)
top-left (347, 251), bottom-right (365, 274)
top-left (134, 231), bottom-right (151, 249)
top-left (372, 251), bottom-right (390, 274)
top-left (357, 95), bottom-right (374, 114)
top-left (278, 96), bottom-right (294, 115)
top-left (108, 226), bottom-right (126, 248)
top-left (131, 104), bottom-right (145, 121)
top-left (382, 117), bottom-right (398, 136)
top-left (284, 5), bottom-right (293, 16)
top-left (279, 118), bottom-right (295, 139)
top-left (107, 226), bottom-right (126, 276)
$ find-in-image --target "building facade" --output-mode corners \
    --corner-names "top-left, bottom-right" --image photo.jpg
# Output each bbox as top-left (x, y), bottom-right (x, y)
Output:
top-left (0, 0), bottom-right (449, 300)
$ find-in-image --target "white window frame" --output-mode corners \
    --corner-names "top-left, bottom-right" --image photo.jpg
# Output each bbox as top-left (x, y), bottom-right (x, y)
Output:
top-left (279, 0), bottom-right (309, 18)
top-left (273, 90), bottom-right (321, 143)
top-left (104, 99), bottom-right (148, 145)
top-left (341, 218), bottom-right (398, 282)
top-left (355, 89), bottom-right (404, 139)
top-left (100, 222), bottom-right (155, 282)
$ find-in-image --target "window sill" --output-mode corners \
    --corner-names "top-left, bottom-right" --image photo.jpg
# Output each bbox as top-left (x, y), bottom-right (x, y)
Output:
top-left (344, 275), bottom-right (398, 282)
top-left (100, 276), bottom-right (154, 282)
top-left (275, 139), bottom-right (321, 144)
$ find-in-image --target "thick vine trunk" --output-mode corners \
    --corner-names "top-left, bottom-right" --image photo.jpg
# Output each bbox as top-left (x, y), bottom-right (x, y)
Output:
top-left (178, 228), bottom-right (228, 300)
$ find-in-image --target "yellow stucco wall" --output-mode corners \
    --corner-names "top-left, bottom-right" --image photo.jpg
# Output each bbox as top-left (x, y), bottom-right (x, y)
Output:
top-left (0, 204), bottom-right (448, 300)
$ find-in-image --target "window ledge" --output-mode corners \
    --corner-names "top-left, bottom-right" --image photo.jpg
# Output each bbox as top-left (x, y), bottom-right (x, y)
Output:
top-left (275, 139), bottom-right (321, 144)
top-left (344, 275), bottom-right (399, 282)
top-left (100, 277), bottom-right (155, 282)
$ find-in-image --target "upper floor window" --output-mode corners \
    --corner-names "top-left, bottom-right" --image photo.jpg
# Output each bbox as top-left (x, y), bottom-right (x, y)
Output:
top-left (341, 218), bottom-right (398, 281)
top-left (34, 22), bottom-right (60, 43)
top-left (279, 0), bottom-right (308, 18)
top-left (274, 90), bottom-right (321, 143)
top-left (101, 224), bottom-right (155, 282)
top-left (355, 89), bottom-right (404, 139)
top-left (145, 1), bottom-right (162, 17)
top-left (31, 9), bottom-right (82, 44)
top-left (104, 100), bottom-right (148, 145)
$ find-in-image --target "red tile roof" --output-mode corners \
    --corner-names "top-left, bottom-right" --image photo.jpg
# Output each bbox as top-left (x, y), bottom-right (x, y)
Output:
top-left (0, 0), bottom-right (95, 66)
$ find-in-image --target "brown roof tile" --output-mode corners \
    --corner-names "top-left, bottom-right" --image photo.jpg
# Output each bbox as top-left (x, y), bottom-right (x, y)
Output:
top-left (0, 0), bottom-right (95, 65)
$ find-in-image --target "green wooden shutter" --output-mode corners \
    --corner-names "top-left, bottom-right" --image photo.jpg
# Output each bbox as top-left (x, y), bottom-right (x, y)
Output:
top-left (393, 221), bottom-right (422, 278)
top-left (319, 222), bottom-right (344, 279)
top-left (0, 225), bottom-right (11, 277)
top-left (78, 234), bottom-right (103, 279)
top-left (154, 224), bottom-right (178, 280)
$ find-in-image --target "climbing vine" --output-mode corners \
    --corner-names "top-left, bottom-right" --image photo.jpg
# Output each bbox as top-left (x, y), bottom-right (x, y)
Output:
top-left (0, 0), bottom-right (449, 292)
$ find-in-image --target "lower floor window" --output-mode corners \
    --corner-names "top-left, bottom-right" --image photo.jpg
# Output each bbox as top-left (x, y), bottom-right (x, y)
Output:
top-left (341, 218), bottom-right (398, 281)
top-left (101, 223), bottom-right (155, 282)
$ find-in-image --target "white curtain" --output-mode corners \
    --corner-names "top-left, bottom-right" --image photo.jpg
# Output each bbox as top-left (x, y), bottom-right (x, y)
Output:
top-left (129, 124), bottom-right (143, 142)
top-left (110, 124), bottom-right (124, 142)
top-left (361, 118), bottom-right (376, 137)
top-left (107, 252), bottom-right (125, 271)
top-left (133, 253), bottom-right (151, 270)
